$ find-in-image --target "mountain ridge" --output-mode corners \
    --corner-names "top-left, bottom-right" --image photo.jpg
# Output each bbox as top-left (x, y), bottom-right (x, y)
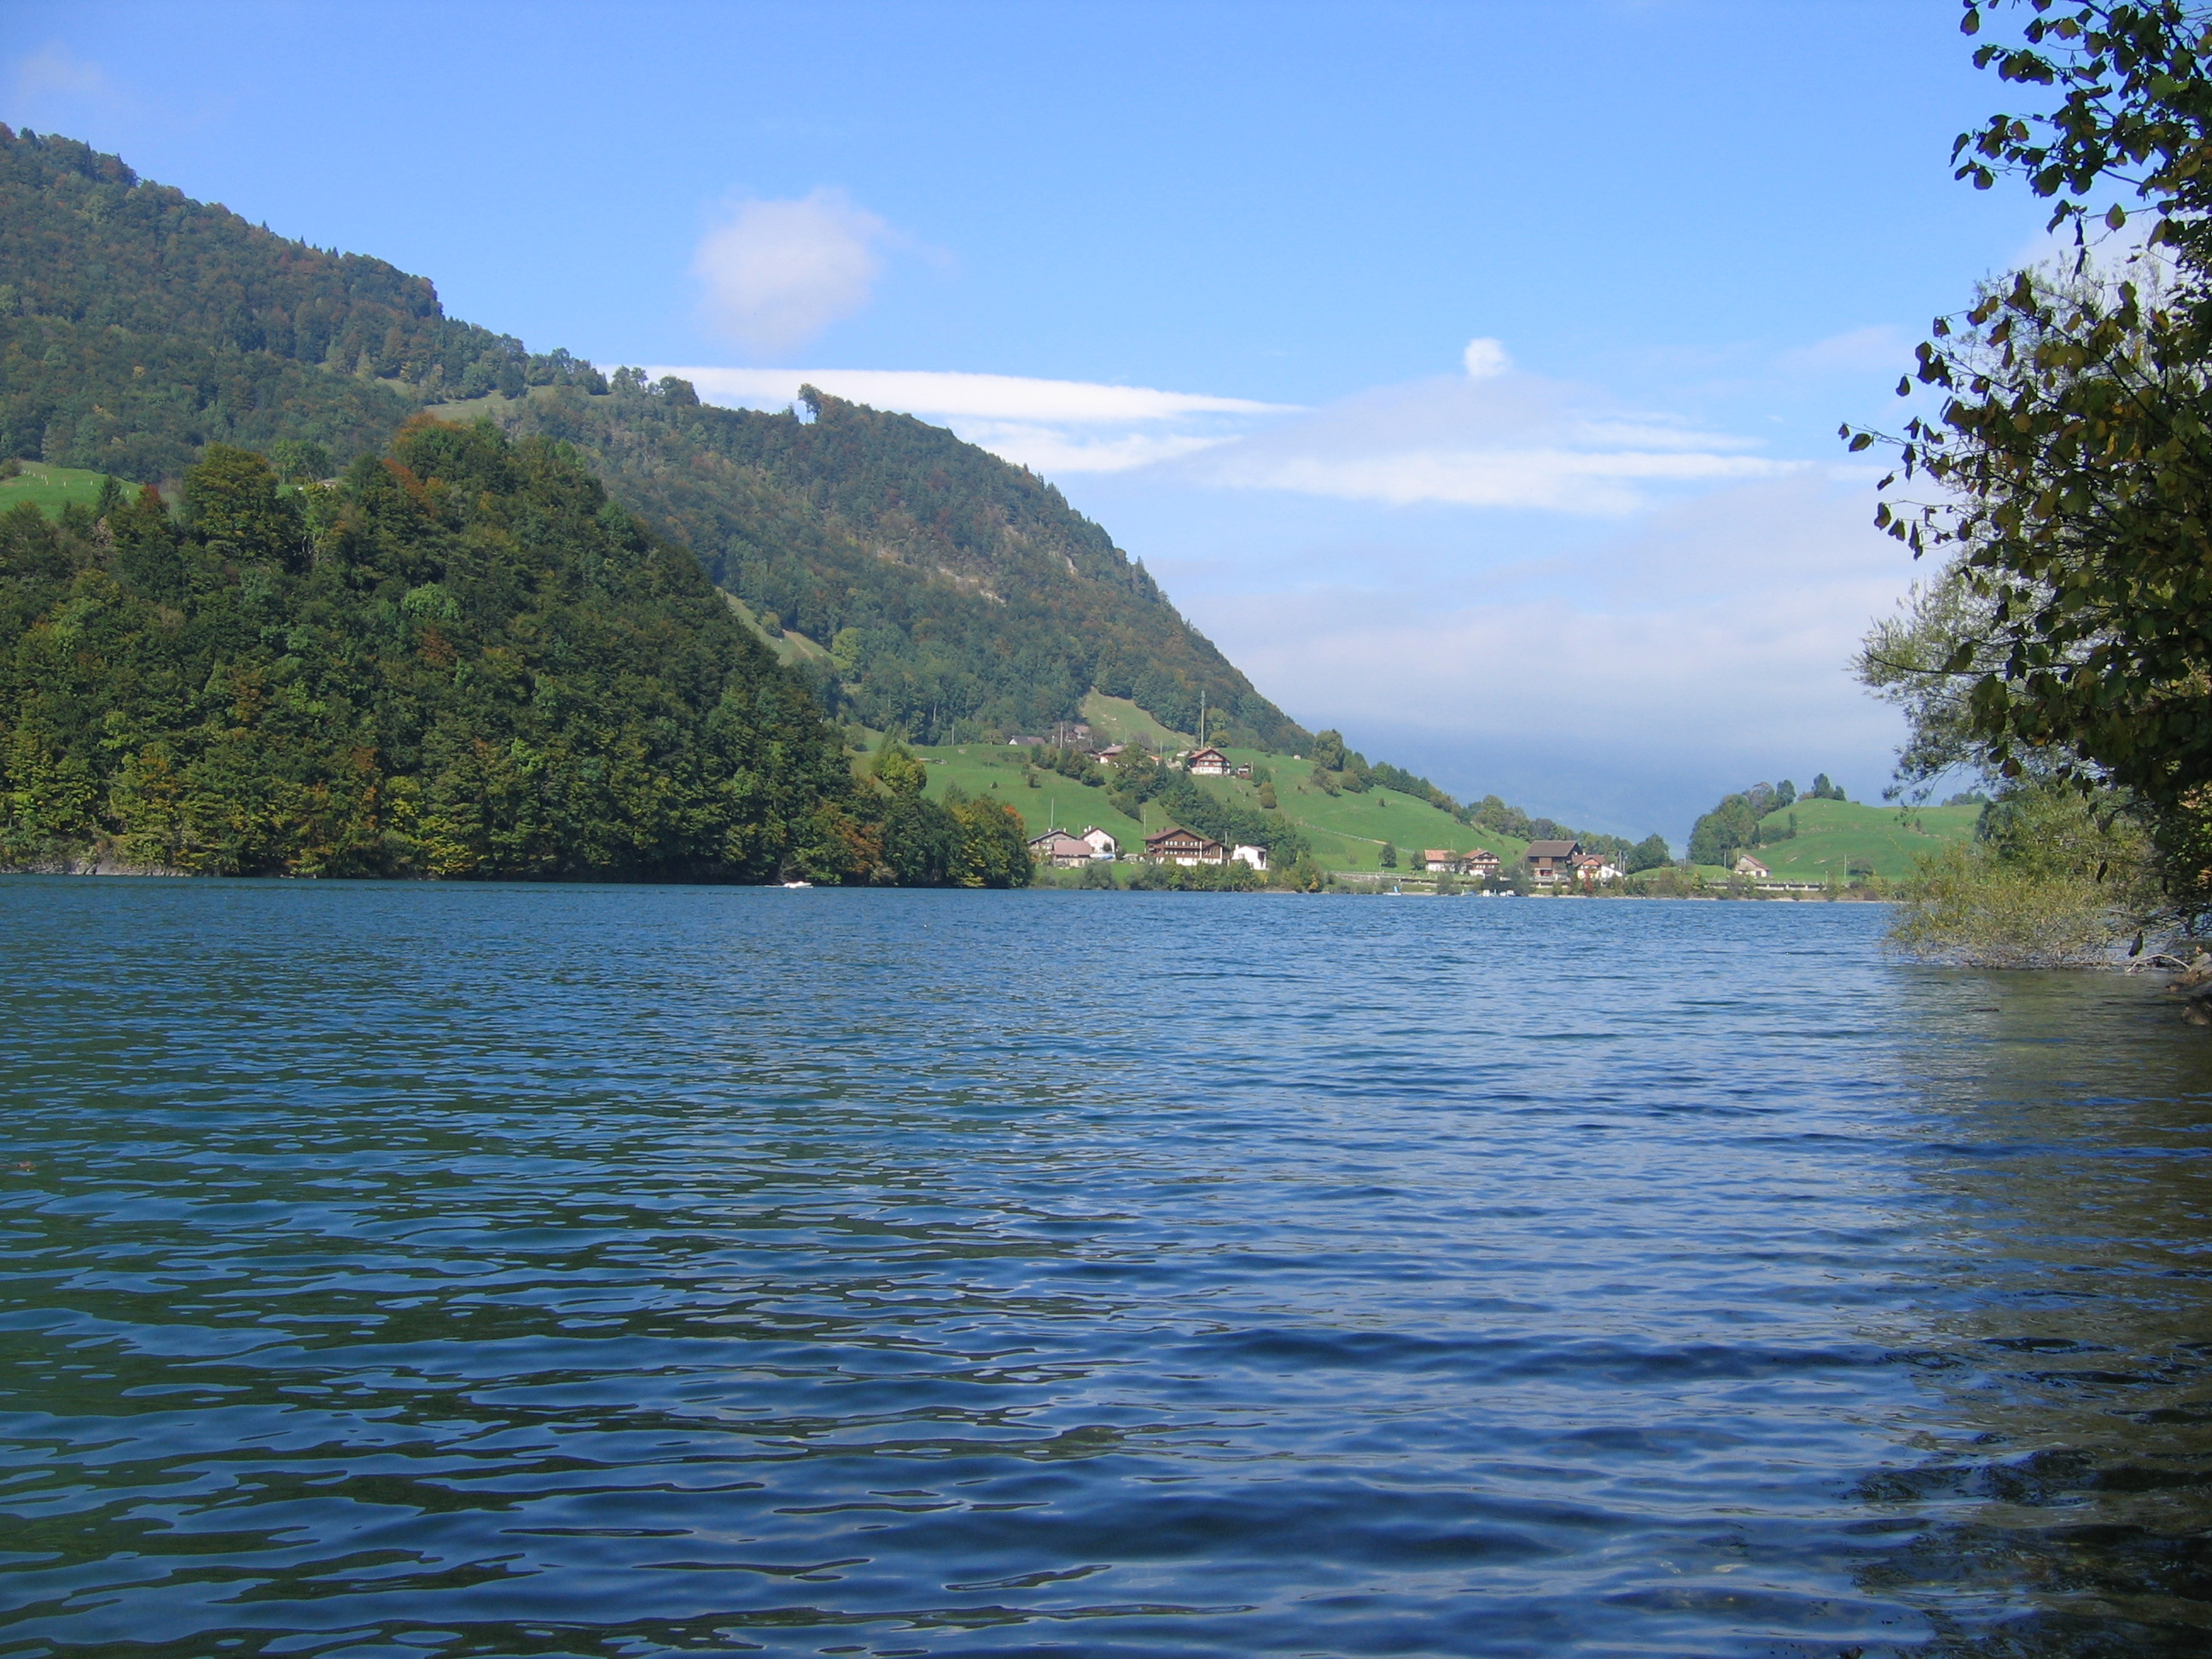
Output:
top-left (0, 125), bottom-right (1302, 750)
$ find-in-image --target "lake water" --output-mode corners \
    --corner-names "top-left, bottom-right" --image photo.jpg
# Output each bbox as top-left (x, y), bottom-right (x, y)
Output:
top-left (3, 882), bottom-right (2211, 1658)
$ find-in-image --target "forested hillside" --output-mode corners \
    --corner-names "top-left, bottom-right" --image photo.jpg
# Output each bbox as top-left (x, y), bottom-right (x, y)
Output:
top-left (0, 420), bottom-right (1027, 885)
top-left (0, 125), bottom-right (1299, 749)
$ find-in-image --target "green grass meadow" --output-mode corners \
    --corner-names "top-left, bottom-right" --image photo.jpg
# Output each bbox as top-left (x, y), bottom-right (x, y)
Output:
top-left (1739, 798), bottom-right (1978, 882)
top-left (0, 463), bottom-right (115, 518)
top-left (892, 741), bottom-right (1535, 872)
top-left (911, 742), bottom-right (1146, 845)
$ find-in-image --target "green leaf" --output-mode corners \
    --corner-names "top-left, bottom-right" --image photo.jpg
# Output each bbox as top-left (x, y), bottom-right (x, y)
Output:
top-left (2105, 201), bottom-right (2128, 229)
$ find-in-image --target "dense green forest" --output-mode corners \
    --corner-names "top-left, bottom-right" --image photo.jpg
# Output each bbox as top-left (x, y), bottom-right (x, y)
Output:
top-left (0, 419), bottom-right (1027, 885)
top-left (0, 125), bottom-right (1297, 750)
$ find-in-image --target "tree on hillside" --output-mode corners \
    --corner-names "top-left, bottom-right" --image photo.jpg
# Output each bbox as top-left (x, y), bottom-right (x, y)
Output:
top-left (870, 738), bottom-right (927, 798)
top-left (1688, 795), bottom-right (1757, 867)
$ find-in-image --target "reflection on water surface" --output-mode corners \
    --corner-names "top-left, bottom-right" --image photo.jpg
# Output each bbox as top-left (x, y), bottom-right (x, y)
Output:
top-left (1, 881), bottom-right (2209, 1657)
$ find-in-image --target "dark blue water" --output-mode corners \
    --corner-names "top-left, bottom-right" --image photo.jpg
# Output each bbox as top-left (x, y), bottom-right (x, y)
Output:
top-left (3, 882), bottom-right (2210, 1658)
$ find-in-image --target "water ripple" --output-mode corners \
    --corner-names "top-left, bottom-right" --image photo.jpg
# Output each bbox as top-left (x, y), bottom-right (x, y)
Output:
top-left (4, 882), bottom-right (2212, 1655)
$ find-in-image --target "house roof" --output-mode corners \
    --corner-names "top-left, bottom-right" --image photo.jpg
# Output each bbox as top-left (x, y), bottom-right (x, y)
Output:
top-left (1187, 747), bottom-right (1227, 762)
top-left (1423, 849), bottom-right (1456, 862)
top-left (1145, 825), bottom-right (1220, 847)
top-left (1526, 839), bottom-right (1580, 858)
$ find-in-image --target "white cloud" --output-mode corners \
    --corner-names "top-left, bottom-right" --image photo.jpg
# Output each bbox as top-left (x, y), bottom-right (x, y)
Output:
top-left (658, 364), bottom-right (1294, 471)
top-left (661, 351), bottom-right (1803, 505)
top-left (665, 365), bottom-right (1289, 424)
top-left (1175, 368), bottom-right (1797, 513)
top-left (1201, 445), bottom-right (1790, 512)
top-left (1462, 337), bottom-right (1511, 378)
top-left (691, 189), bottom-right (893, 354)
top-left (10, 42), bottom-right (108, 104)
top-left (1158, 472), bottom-right (1911, 833)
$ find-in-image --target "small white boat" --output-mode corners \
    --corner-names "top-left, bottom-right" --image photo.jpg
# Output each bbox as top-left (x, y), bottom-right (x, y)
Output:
top-left (780, 880), bottom-right (813, 888)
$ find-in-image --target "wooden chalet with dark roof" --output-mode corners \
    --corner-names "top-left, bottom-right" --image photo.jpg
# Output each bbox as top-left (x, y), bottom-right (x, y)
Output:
top-left (1144, 826), bottom-right (1226, 865)
top-left (1524, 838), bottom-right (1580, 884)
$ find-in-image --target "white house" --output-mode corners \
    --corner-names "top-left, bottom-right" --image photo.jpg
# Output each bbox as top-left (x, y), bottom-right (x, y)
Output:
top-left (1078, 826), bottom-right (1118, 859)
top-left (1231, 843), bottom-right (1269, 871)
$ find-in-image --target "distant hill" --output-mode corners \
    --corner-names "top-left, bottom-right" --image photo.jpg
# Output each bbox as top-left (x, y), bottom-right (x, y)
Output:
top-left (0, 125), bottom-right (1301, 751)
top-left (0, 125), bottom-right (1662, 861)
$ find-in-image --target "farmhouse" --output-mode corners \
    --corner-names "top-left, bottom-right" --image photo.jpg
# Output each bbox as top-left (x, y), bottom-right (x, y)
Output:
top-left (1421, 848), bottom-right (1460, 873)
top-left (1525, 839), bottom-right (1581, 884)
top-left (1077, 826), bottom-right (1118, 859)
top-left (1027, 831), bottom-right (1096, 868)
top-left (1462, 848), bottom-right (1501, 879)
top-left (1186, 747), bottom-right (1231, 777)
top-left (1573, 853), bottom-right (1621, 884)
top-left (1732, 853), bottom-right (1771, 878)
top-left (1144, 826), bottom-right (1226, 865)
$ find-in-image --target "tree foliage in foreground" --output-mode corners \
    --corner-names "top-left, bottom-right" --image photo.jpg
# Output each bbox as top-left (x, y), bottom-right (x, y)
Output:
top-left (0, 420), bottom-right (1026, 885)
top-left (1853, 0), bottom-right (2212, 918)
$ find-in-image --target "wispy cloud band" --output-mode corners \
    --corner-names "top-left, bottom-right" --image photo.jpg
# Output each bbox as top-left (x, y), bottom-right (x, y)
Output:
top-left (661, 365), bottom-right (1293, 424)
top-left (657, 349), bottom-right (1796, 507)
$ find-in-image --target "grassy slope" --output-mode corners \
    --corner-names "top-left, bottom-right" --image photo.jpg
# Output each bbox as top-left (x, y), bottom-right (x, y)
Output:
top-left (721, 592), bottom-right (834, 672)
top-left (1245, 754), bottom-right (1528, 872)
top-left (894, 741), bottom-right (1532, 871)
top-left (0, 463), bottom-right (113, 516)
top-left (911, 742), bottom-right (1146, 846)
top-left (1743, 798), bottom-right (1978, 881)
top-left (1079, 692), bottom-right (1191, 750)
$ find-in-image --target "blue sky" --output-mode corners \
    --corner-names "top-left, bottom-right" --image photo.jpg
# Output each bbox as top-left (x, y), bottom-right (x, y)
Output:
top-left (5, 2), bottom-right (2058, 837)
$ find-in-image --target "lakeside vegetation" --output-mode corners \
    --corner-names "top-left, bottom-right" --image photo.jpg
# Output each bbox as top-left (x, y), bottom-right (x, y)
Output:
top-left (1843, 1), bottom-right (2212, 968)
